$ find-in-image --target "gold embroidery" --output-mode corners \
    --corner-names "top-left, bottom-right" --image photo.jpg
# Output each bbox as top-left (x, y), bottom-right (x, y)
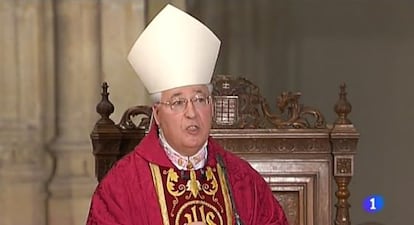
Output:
top-left (186, 169), bottom-right (201, 198)
top-left (216, 163), bottom-right (233, 225)
top-left (152, 164), bottom-right (233, 225)
top-left (150, 163), bottom-right (170, 225)
top-left (187, 161), bottom-right (194, 170)
top-left (166, 168), bottom-right (186, 197)
top-left (164, 168), bottom-right (186, 216)
top-left (202, 167), bottom-right (223, 213)
top-left (178, 158), bottom-right (184, 167)
top-left (175, 200), bottom-right (223, 225)
top-left (203, 167), bottom-right (218, 195)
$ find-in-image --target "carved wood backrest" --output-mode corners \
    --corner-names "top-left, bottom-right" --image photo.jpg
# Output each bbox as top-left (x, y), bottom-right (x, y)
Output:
top-left (90, 75), bottom-right (359, 225)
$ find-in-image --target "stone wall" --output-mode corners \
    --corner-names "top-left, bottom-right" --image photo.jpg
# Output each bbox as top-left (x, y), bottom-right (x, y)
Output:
top-left (0, 0), bottom-right (148, 224)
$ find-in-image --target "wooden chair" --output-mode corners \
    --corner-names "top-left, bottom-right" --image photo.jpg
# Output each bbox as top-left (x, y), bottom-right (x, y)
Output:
top-left (90, 75), bottom-right (359, 225)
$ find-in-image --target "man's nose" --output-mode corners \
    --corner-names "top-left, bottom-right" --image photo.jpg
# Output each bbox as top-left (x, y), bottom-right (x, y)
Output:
top-left (184, 100), bottom-right (197, 118)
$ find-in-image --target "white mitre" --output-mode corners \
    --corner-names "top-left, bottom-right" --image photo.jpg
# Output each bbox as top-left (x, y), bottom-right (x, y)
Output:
top-left (127, 4), bottom-right (221, 94)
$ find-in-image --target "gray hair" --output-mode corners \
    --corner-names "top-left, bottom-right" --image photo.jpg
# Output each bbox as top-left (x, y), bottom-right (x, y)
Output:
top-left (150, 83), bottom-right (213, 103)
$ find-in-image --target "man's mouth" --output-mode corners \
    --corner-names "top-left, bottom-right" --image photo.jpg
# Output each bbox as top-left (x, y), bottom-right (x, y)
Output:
top-left (186, 125), bottom-right (199, 132)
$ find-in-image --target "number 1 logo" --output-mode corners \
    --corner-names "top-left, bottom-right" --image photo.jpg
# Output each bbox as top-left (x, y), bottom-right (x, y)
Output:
top-left (363, 195), bottom-right (384, 213)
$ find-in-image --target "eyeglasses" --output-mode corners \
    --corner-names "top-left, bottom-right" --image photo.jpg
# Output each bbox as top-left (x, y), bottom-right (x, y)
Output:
top-left (157, 95), bottom-right (212, 112)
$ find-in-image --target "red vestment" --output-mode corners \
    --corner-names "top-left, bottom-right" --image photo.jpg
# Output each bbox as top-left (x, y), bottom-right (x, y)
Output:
top-left (86, 126), bottom-right (289, 225)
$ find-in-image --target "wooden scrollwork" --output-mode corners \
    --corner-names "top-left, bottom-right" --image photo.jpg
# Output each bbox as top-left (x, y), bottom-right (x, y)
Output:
top-left (118, 105), bottom-right (152, 130)
top-left (212, 75), bottom-right (326, 129)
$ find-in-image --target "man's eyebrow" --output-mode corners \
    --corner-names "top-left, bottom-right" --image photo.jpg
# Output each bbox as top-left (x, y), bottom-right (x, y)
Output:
top-left (169, 92), bottom-right (183, 99)
top-left (168, 89), bottom-right (207, 99)
top-left (193, 90), bottom-right (206, 95)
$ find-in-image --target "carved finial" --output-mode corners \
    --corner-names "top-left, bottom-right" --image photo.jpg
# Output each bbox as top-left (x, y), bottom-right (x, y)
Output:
top-left (334, 83), bottom-right (352, 125)
top-left (96, 82), bottom-right (115, 124)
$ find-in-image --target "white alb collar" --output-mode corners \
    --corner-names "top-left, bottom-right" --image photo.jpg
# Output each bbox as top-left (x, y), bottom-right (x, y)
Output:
top-left (159, 130), bottom-right (207, 170)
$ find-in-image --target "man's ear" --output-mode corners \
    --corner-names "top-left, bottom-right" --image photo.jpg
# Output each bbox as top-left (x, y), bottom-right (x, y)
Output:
top-left (152, 105), bottom-right (160, 126)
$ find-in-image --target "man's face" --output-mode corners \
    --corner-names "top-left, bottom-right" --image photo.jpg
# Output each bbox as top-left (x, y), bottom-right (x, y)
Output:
top-left (153, 84), bottom-right (213, 156)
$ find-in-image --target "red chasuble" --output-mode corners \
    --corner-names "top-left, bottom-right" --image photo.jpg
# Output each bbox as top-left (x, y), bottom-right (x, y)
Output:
top-left (86, 126), bottom-right (289, 225)
top-left (150, 164), bottom-right (233, 225)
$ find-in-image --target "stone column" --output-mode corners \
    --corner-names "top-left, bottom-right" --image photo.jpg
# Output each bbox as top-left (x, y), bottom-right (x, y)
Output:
top-left (0, 0), bottom-right (54, 225)
top-left (100, 0), bottom-right (149, 121)
top-left (47, 0), bottom-right (101, 224)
